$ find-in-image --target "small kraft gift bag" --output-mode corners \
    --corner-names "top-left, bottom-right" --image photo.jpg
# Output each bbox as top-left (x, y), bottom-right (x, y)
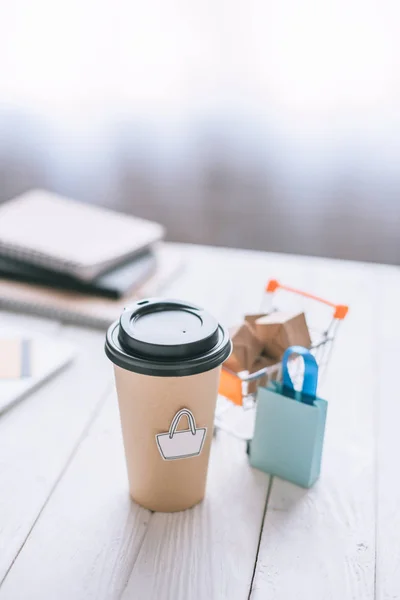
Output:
top-left (249, 345), bottom-right (327, 488)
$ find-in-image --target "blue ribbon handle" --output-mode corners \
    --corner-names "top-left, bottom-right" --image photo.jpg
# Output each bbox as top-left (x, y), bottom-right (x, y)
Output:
top-left (282, 345), bottom-right (318, 405)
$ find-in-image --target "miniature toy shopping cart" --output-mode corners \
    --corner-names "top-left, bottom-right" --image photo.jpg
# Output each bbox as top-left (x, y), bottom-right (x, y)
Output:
top-left (215, 279), bottom-right (348, 435)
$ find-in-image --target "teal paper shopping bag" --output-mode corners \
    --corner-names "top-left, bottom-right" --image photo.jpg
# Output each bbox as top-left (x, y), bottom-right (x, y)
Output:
top-left (249, 346), bottom-right (327, 488)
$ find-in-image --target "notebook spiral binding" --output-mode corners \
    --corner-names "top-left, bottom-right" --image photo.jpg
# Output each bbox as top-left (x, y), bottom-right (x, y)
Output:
top-left (0, 241), bottom-right (79, 275)
top-left (0, 296), bottom-right (110, 330)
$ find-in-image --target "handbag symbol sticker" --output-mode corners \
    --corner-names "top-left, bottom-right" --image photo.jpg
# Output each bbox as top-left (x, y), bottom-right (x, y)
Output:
top-left (156, 408), bottom-right (207, 461)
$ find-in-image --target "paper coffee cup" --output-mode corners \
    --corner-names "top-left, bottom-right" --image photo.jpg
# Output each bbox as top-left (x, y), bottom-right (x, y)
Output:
top-left (105, 298), bottom-right (231, 512)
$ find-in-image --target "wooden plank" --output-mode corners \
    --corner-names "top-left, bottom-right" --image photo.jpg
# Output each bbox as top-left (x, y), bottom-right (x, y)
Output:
top-left (0, 392), bottom-right (150, 600)
top-left (376, 265), bottom-right (400, 600)
top-left (121, 430), bottom-right (268, 600)
top-left (0, 325), bottom-right (113, 584)
top-left (0, 393), bottom-right (269, 600)
top-left (249, 259), bottom-right (377, 599)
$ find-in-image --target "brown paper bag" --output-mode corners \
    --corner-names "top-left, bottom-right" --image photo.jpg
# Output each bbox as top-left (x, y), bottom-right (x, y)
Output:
top-left (244, 313), bottom-right (268, 327)
top-left (247, 355), bottom-right (276, 394)
top-left (255, 312), bottom-right (311, 361)
top-left (224, 322), bottom-right (263, 373)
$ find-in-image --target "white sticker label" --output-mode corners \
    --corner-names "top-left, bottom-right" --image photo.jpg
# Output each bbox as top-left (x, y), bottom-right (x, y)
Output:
top-left (156, 408), bottom-right (207, 461)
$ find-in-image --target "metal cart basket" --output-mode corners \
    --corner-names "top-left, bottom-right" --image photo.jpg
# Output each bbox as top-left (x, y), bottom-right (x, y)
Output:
top-left (216, 279), bottom-right (348, 436)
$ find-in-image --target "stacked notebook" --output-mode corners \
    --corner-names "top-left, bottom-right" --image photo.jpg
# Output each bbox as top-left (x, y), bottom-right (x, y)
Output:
top-left (0, 190), bottom-right (182, 328)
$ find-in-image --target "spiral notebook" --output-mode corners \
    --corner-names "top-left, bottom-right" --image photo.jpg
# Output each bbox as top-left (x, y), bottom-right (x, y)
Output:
top-left (0, 245), bottom-right (183, 329)
top-left (0, 249), bottom-right (157, 299)
top-left (0, 190), bottom-right (164, 281)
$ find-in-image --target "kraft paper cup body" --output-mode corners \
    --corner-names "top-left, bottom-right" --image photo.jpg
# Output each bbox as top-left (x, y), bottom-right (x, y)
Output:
top-left (113, 364), bottom-right (221, 512)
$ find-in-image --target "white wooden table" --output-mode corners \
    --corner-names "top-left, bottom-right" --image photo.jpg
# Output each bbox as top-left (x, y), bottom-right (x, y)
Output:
top-left (0, 244), bottom-right (398, 600)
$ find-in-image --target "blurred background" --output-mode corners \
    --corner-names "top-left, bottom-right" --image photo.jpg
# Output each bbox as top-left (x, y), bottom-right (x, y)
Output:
top-left (0, 0), bottom-right (399, 264)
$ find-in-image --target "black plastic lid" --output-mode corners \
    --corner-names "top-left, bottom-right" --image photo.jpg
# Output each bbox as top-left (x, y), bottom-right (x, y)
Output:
top-left (105, 298), bottom-right (232, 377)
